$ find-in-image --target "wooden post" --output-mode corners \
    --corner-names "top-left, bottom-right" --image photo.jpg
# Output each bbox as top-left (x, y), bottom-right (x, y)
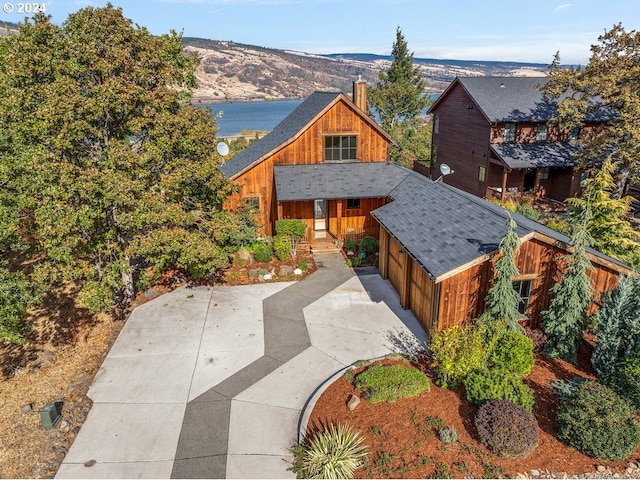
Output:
top-left (336, 199), bottom-right (343, 241)
top-left (534, 168), bottom-right (541, 196)
top-left (400, 250), bottom-right (411, 309)
top-left (501, 168), bottom-right (508, 204)
top-left (379, 228), bottom-right (389, 279)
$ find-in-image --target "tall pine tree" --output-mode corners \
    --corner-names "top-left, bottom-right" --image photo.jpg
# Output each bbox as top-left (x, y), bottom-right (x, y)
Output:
top-left (368, 27), bottom-right (430, 167)
top-left (483, 215), bottom-right (523, 331)
top-left (541, 220), bottom-right (594, 363)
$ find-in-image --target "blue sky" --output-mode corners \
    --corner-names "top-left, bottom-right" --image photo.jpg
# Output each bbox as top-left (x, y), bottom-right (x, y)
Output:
top-left (5, 0), bottom-right (639, 64)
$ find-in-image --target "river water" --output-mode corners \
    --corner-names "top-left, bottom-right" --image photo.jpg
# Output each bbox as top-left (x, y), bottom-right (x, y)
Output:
top-left (201, 100), bottom-right (303, 137)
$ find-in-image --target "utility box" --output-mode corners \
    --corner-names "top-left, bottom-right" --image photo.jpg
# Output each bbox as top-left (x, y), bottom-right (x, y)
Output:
top-left (40, 403), bottom-right (62, 430)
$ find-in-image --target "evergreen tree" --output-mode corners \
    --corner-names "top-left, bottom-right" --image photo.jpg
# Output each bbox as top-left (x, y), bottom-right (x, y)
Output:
top-left (483, 216), bottom-right (523, 331)
top-left (541, 221), bottom-right (594, 363)
top-left (591, 274), bottom-right (639, 376)
top-left (368, 27), bottom-right (430, 167)
top-left (0, 7), bottom-right (240, 315)
top-left (568, 156), bottom-right (640, 268)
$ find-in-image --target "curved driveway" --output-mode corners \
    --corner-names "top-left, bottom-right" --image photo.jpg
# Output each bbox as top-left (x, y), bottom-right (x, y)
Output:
top-left (56, 252), bottom-right (427, 479)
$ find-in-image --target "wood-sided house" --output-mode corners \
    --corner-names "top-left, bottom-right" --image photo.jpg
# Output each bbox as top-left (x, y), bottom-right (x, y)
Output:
top-left (428, 76), bottom-right (611, 203)
top-left (220, 81), bottom-right (397, 244)
top-left (371, 170), bottom-right (633, 335)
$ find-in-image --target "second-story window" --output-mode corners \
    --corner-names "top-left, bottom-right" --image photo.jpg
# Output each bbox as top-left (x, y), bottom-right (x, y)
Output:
top-left (434, 115), bottom-right (440, 134)
top-left (325, 135), bottom-right (357, 162)
top-left (504, 122), bottom-right (516, 142)
top-left (569, 125), bottom-right (580, 141)
top-left (540, 167), bottom-right (550, 180)
top-left (536, 123), bottom-right (548, 142)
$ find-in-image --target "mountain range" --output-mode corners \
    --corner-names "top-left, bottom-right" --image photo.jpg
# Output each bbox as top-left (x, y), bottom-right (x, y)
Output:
top-left (0, 20), bottom-right (548, 103)
top-left (185, 38), bottom-right (548, 103)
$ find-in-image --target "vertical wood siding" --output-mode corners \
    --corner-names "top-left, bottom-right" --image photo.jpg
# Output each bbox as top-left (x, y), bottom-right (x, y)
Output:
top-left (224, 98), bottom-right (391, 235)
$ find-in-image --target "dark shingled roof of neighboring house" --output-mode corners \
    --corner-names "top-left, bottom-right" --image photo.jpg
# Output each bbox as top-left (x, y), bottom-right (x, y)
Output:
top-left (273, 162), bottom-right (410, 201)
top-left (490, 142), bottom-right (578, 169)
top-left (372, 169), bottom-right (630, 282)
top-left (430, 77), bottom-right (615, 124)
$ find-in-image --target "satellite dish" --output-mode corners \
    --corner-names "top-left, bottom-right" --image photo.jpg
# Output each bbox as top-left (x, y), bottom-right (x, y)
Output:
top-left (440, 163), bottom-right (452, 176)
top-left (217, 141), bottom-right (229, 157)
top-left (436, 163), bottom-right (454, 182)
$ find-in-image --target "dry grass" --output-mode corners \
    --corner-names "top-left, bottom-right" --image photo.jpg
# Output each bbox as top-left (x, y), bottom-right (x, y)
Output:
top-left (0, 284), bottom-right (125, 479)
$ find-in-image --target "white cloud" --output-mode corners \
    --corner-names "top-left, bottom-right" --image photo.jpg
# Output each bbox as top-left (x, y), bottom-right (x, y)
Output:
top-left (554, 3), bottom-right (576, 12)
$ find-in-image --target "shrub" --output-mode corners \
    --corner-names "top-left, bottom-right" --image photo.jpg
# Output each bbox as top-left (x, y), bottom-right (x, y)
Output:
top-left (354, 363), bottom-right (430, 403)
top-left (474, 399), bottom-right (539, 458)
top-left (273, 235), bottom-right (291, 261)
top-left (438, 426), bottom-right (458, 444)
top-left (275, 219), bottom-right (307, 258)
top-left (290, 423), bottom-right (368, 479)
top-left (464, 369), bottom-right (535, 411)
top-left (488, 330), bottom-right (535, 376)
top-left (523, 327), bottom-right (547, 354)
top-left (429, 322), bottom-right (488, 389)
top-left (556, 380), bottom-right (640, 460)
top-left (343, 235), bottom-right (357, 253)
top-left (250, 241), bottom-right (273, 262)
top-left (0, 269), bottom-right (39, 345)
top-left (359, 236), bottom-right (378, 255)
top-left (515, 203), bottom-right (540, 221)
top-left (603, 352), bottom-right (640, 411)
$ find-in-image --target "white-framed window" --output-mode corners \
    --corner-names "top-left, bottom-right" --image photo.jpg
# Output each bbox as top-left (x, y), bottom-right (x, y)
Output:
top-left (539, 167), bottom-right (550, 180)
top-left (325, 135), bottom-right (357, 162)
top-left (478, 165), bottom-right (486, 182)
top-left (504, 123), bottom-right (516, 142)
top-left (536, 123), bottom-right (548, 142)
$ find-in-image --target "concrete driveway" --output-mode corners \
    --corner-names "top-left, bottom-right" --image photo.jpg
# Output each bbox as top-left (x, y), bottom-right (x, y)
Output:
top-left (55, 252), bottom-right (427, 479)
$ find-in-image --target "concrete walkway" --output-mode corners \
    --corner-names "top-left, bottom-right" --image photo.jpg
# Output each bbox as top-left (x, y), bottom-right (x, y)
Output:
top-left (55, 252), bottom-right (427, 479)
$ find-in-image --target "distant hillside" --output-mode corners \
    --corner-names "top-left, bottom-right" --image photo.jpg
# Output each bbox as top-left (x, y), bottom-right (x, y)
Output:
top-left (184, 38), bottom-right (547, 103)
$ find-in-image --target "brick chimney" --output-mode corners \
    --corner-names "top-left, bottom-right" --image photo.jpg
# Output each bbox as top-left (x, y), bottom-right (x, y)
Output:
top-left (352, 75), bottom-right (367, 112)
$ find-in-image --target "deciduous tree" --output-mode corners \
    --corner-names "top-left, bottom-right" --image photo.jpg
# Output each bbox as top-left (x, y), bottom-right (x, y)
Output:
top-left (0, 6), bottom-right (239, 315)
top-left (543, 24), bottom-right (640, 193)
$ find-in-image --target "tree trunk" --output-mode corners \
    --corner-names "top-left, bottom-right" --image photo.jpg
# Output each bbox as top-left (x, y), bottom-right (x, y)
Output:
top-left (121, 255), bottom-right (135, 303)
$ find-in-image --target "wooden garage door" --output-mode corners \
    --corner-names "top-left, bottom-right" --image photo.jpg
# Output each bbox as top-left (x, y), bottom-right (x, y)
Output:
top-left (387, 236), bottom-right (403, 295)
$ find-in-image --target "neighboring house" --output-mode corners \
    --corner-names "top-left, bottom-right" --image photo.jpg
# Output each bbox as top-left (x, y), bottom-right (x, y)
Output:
top-left (427, 76), bottom-right (611, 202)
top-left (371, 170), bottom-right (633, 335)
top-left (220, 81), bottom-right (395, 243)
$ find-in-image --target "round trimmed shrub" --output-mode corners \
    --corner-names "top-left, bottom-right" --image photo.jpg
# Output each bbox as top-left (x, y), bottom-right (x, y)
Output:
top-left (603, 351), bottom-right (640, 412)
top-left (354, 363), bottom-right (430, 403)
top-left (359, 236), bottom-right (378, 255)
top-left (474, 399), bottom-right (539, 458)
top-left (489, 330), bottom-right (535, 376)
top-left (250, 241), bottom-right (273, 263)
top-left (464, 369), bottom-right (535, 411)
top-left (557, 380), bottom-right (640, 461)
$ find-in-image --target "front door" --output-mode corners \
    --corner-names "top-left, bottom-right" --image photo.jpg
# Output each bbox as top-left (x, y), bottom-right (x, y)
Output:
top-left (314, 199), bottom-right (327, 237)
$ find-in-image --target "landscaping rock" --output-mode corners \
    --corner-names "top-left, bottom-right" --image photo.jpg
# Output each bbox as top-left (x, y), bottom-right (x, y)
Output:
top-left (21, 403), bottom-right (33, 413)
top-left (294, 268), bottom-right (303, 275)
top-left (257, 274), bottom-right (265, 283)
top-left (143, 288), bottom-right (161, 300)
top-left (597, 466), bottom-right (607, 473)
top-left (278, 265), bottom-right (294, 276)
top-left (531, 469), bottom-right (540, 477)
top-left (238, 247), bottom-right (253, 263)
top-left (347, 394), bottom-right (360, 411)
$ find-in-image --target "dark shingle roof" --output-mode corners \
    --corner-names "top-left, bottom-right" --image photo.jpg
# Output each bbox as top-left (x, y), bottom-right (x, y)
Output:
top-left (490, 142), bottom-right (578, 169)
top-left (372, 170), bottom-right (629, 281)
top-left (432, 77), bottom-right (615, 124)
top-left (457, 77), bottom-right (554, 122)
top-left (220, 92), bottom-right (342, 178)
top-left (274, 162), bottom-right (411, 201)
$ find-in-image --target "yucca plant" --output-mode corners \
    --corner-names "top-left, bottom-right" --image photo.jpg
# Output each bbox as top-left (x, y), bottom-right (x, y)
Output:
top-left (290, 423), bottom-right (369, 479)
